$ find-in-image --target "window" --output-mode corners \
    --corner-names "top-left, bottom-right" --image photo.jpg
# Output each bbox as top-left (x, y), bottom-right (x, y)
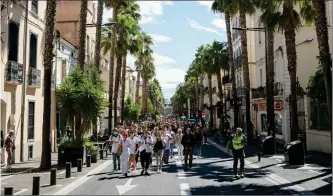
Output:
top-left (28, 145), bottom-right (33, 159)
top-left (260, 69), bottom-right (263, 86)
top-left (8, 21), bottom-right (19, 62)
top-left (31, 0), bottom-right (38, 14)
top-left (261, 113), bottom-right (268, 133)
top-left (29, 33), bottom-right (38, 68)
top-left (28, 102), bottom-right (35, 140)
top-left (274, 61), bottom-right (277, 81)
top-left (275, 113), bottom-right (282, 135)
top-left (86, 36), bottom-right (90, 54)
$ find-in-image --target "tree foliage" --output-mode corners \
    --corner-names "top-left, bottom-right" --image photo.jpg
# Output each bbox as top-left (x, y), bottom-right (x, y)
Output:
top-left (123, 95), bottom-right (141, 123)
top-left (148, 78), bottom-right (165, 114)
top-left (57, 67), bottom-right (107, 145)
top-left (307, 64), bottom-right (327, 103)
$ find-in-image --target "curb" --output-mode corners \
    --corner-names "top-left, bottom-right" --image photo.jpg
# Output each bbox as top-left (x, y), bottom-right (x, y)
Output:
top-left (207, 138), bottom-right (315, 195)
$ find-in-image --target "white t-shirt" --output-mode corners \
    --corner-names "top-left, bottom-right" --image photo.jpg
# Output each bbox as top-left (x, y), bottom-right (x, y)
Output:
top-left (163, 136), bottom-right (171, 150)
top-left (144, 136), bottom-right (154, 153)
top-left (138, 136), bottom-right (146, 152)
top-left (129, 136), bottom-right (139, 154)
top-left (109, 134), bottom-right (122, 153)
top-left (121, 138), bottom-right (131, 154)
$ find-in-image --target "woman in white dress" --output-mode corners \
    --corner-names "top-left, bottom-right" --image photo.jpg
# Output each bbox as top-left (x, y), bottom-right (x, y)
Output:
top-left (120, 131), bottom-right (131, 177)
top-left (175, 128), bottom-right (184, 161)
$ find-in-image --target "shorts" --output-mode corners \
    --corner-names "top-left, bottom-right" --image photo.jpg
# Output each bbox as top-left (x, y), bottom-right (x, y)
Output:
top-left (130, 154), bottom-right (136, 162)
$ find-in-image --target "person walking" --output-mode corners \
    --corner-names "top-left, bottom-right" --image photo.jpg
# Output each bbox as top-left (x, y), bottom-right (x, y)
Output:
top-left (175, 128), bottom-right (184, 161)
top-left (194, 126), bottom-right (203, 158)
top-left (139, 131), bottom-right (154, 175)
top-left (227, 127), bottom-right (246, 178)
top-left (4, 130), bottom-right (15, 170)
top-left (181, 128), bottom-right (195, 171)
top-left (163, 132), bottom-right (172, 164)
top-left (153, 130), bottom-right (165, 173)
top-left (119, 131), bottom-right (131, 177)
top-left (128, 130), bottom-right (139, 172)
top-left (108, 129), bottom-right (121, 171)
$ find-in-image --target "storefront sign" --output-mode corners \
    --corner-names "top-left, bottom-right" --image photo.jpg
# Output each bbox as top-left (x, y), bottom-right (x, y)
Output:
top-left (255, 100), bottom-right (284, 111)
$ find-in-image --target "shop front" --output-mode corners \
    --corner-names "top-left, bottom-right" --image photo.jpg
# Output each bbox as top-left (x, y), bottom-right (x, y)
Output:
top-left (252, 100), bottom-right (284, 140)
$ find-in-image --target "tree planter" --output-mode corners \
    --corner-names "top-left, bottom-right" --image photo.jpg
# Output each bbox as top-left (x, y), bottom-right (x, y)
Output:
top-left (91, 155), bottom-right (97, 163)
top-left (58, 147), bottom-right (86, 167)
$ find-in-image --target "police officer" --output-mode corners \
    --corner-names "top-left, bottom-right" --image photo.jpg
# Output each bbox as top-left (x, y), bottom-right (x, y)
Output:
top-left (227, 127), bottom-right (246, 178)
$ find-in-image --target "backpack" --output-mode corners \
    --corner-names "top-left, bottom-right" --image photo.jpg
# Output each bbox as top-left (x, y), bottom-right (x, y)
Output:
top-left (153, 140), bottom-right (163, 153)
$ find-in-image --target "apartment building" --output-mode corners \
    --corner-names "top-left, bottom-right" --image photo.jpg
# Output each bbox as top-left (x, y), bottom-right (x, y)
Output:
top-left (230, 13), bottom-right (258, 132)
top-left (250, 3), bottom-right (332, 153)
top-left (1, 0), bottom-right (52, 163)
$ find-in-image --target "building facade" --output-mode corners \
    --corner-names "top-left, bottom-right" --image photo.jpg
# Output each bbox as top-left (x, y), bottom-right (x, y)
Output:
top-left (1, 0), bottom-right (52, 163)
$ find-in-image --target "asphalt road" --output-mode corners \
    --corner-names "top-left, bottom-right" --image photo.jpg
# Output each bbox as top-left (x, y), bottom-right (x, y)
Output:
top-left (66, 143), bottom-right (305, 195)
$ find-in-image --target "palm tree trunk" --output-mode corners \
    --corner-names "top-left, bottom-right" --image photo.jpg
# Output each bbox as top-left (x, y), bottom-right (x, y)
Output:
top-left (312, 0), bottom-right (332, 134)
top-left (196, 77), bottom-right (199, 109)
top-left (121, 55), bottom-right (127, 125)
top-left (217, 69), bottom-right (224, 132)
top-left (208, 75), bottom-right (213, 128)
top-left (40, 0), bottom-right (56, 170)
top-left (114, 54), bottom-right (122, 127)
top-left (94, 0), bottom-right (103, 69)
top-left (135, 71), bottom-right (141, 104)
top-left (239, 11), bottom-right (252, 143)
top-left (142, 78), bottom-right (148, 117)
top-left (225, 11), bottom-right (238, 128)
top-left (108, 6), bottom-right (117, 131)
top-left (266, 28), bottom-right (276, 139)
top-left (77, 0), bottom-right (88, 69)
top-left (284, 5), bottom-right (299, 141)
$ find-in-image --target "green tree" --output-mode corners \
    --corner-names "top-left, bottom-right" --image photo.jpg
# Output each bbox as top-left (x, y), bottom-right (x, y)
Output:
top-left (148, 78), bottom-right (165, 114)
top-left (57, 67), bottom-right (107, 145)
top-left (40, 0), bottom-right (57, 170)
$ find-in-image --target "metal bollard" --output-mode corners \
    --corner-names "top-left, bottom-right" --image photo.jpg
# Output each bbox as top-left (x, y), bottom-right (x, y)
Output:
top-left (99, 149), bottom-right (104, 160)
top-left (257, 135), bottom-right (261, 162)
top-left (4, 187), bottom-right (13, 195)
top-left (86, 155), bottom-right (91, 167)
top-left (32, 176), bottom-right (40, 195)
top-left (65, 162), bottom-right (72, 178)
top-left (105, 149), bottom-right (108, 158)
top-left (50, 168), bottom-right (57, 185)
top-left (77, 159), bottom-right (82, 172)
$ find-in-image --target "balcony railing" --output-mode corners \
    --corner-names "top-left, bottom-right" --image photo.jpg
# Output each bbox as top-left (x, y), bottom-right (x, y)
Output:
top-left (5, 60), bottom-right (23, 84)
top-left (27, 67), bottom-right (41, 88)
top-left (252, 82), bottom-right (284, 99)
top-left (273, 82), bottom-right (284, 96)
top-left (230, 86), bottom-right (246, 97)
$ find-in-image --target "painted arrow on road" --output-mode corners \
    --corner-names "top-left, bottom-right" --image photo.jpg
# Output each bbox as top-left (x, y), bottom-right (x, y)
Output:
top-left (116, 178), bottom-right (137, 195)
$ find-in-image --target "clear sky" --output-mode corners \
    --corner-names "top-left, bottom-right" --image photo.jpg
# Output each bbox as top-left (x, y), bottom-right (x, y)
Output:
top-left (103, 1), bottom-right (227, 99)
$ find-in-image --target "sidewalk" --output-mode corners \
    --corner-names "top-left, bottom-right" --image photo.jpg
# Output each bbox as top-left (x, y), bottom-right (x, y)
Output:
top-left (0, 154), bottom-right (112, 195)
top-left (1, 153), bottom-right (58, 176)
top-left (208, 137), bottom-right (332, 195)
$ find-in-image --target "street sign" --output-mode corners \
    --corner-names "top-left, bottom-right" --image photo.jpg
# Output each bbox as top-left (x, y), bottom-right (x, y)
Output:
top-left (274, 102), bottom-right (282, 110)
top-left (202, 112), bottom-right (206, 118)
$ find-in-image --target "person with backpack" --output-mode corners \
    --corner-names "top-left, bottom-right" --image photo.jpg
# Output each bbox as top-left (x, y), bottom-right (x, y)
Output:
top-left (107, 128), bottom-right (121, 171)
top-left (181, 128), bottom-right (195, 171)
top-left (153, 129), bottom-right (165, 173)
top-left (227, 127), bottom-right (247, 178)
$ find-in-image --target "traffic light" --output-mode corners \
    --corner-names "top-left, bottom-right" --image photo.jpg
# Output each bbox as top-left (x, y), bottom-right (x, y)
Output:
top-left (216, 101), bottom-right (223, 118)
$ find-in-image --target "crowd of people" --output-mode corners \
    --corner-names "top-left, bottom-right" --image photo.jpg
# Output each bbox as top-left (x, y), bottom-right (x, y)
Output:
top-left (106, 119), bottom-right (208, 177)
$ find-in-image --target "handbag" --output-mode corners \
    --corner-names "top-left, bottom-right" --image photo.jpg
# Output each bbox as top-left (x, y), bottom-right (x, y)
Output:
top-left (116, 141), bottom-right (122, 156)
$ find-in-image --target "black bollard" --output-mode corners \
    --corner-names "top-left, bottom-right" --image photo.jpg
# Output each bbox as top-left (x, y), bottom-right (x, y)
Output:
top-left (86, 155), bottom-right (91, 167)
top-left (99, 149), bottom-right (104, 160)
top-left (65, 162), bottom-right (71, 178)
top-left (4, 187), bottom-right (13, 195)
top-left (257, 135), bottom-right (261, 162)
top-left (77, 159), bottom-right (82, 172)
top-left (50, 168), bottom-right (57, 185)
top-left (32, 176), bottom-right (40, 195)
top-left (105, 149), bottom-right (108, 158)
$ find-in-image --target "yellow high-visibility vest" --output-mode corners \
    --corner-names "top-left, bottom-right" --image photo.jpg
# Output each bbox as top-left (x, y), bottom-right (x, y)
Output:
top-left (232, 135), bottom-right (245, 150)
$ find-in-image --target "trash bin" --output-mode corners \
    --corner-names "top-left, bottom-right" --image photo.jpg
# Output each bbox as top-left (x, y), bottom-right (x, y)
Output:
top-left (284, 140), bottom-right (305, 165)
top-left (261, 136), bottom-right (275, 155)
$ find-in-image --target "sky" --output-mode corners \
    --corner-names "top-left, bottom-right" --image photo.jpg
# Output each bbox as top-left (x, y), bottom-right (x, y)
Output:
top-left (103, 1), bottom-right (227, 99)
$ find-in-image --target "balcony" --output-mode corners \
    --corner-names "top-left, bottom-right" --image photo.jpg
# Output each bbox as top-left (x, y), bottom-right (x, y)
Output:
top-left (222, 75), bottom-right (231, 84)
top-left (236, 87), bottom-right (246, 96)
top-left (27, 67), bottom-right (41, 88)
top-left (5, 60), bottom-right (23, 84)
top-left (273, 82), bottom-right (283, 96)
top-left (252, 86), bottom-right (266, 99)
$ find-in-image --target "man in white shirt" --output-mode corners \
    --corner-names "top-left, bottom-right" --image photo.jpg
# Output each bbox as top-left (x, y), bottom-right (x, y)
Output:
top-left (120, 131), bottom-right (131, 177)
top-left (108, 129), bottom-right (121, 171)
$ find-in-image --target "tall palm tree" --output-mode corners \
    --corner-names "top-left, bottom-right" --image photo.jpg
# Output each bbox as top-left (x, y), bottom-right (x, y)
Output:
top-left (141, 54), bottom-right (155, 117)
top-left (310, 0), bottom-right (332, 132)
top-left (77, 0), bottom-right (88, 69)
top-left (212, 0), bottom-right (239, 127)
top-left (94, 0), bottom-right (104, 69)
top-left (255, 0), bottom-right (279, 139)
top-left (40, 0), bottom-right (57, 170)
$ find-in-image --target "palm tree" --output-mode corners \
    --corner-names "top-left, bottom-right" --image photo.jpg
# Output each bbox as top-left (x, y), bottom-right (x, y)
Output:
top-left (141, 53), bottom-right (155, 117)
top-left (94, 0), bottom-right (104, 69)
top-left (310, 0), bottom-right (332, 132)
top-left (255, 0), bottom-right (279, 139)
top-left (211, 0), bottom-right (239, 127)
top-left (135, 33), bottom-right (154, 105)
top-left (40, 0), bottom-right (57, 170)
top-left (77, 0), bottom-right (88, 69)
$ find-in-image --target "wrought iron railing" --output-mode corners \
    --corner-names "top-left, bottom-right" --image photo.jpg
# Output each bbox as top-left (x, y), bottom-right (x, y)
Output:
top-left (273, 82), bottom-right (283, 96)
top-left (5, 60), bottom-right (23, 84)
top-left (27, 67), bottom-right (41, 88)
top-left (252, 86), bottom-right (266, 99)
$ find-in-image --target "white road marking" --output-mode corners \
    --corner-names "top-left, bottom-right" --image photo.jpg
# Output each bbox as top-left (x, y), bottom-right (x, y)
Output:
top-left (207, 139), bottom-right (315, 195)
top-left (180, 183), bottom-right (192, 195)
top-left (13, 189), bottom-right (29, 195)
top-left (177, 169), bottom-right (186, 179)
top-left (116, 178), bottom-right (138, 195)
top-left (307, 169), bottom-right (322, 174)
top-left (53, 160), bottom-right (112, 195)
